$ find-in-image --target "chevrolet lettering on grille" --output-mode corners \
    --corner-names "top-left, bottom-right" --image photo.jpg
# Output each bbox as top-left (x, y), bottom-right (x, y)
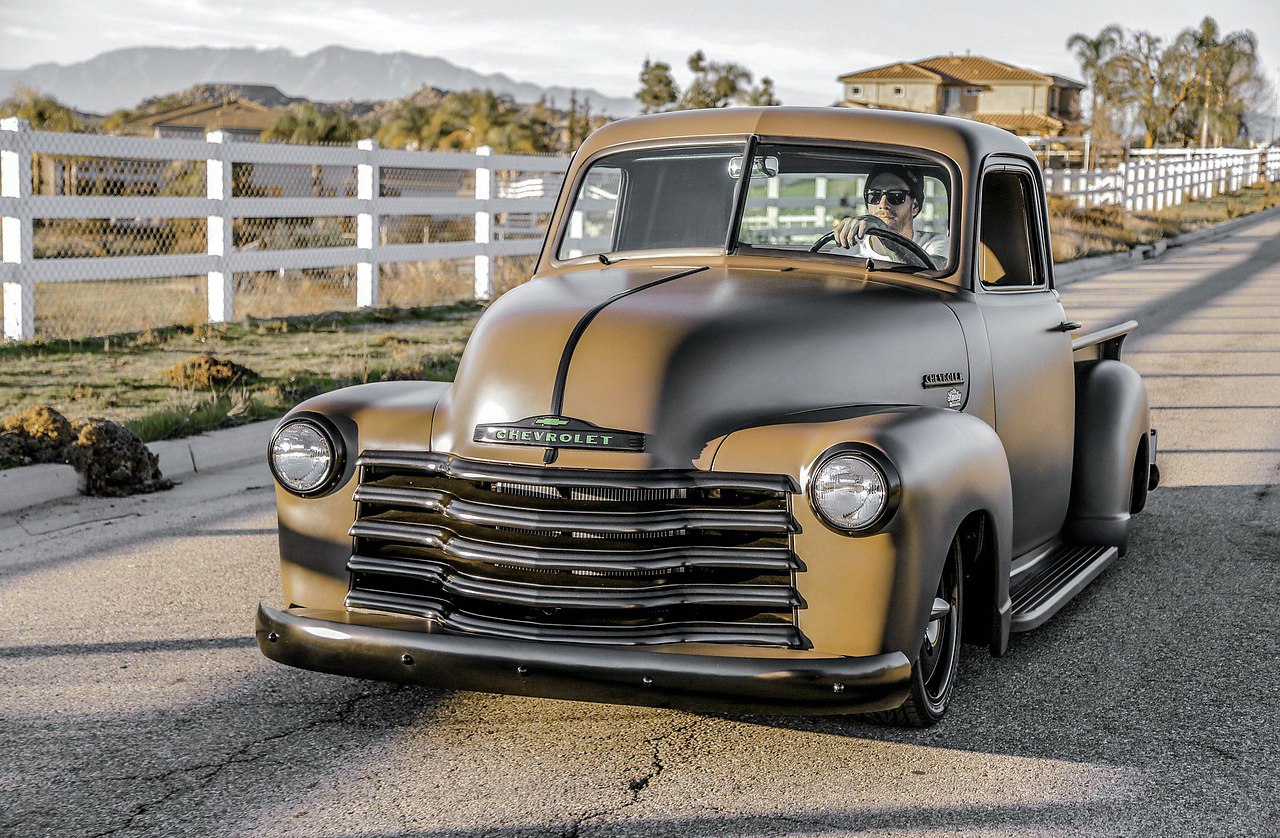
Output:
top-left (474, 416), bottom-right (645, 451)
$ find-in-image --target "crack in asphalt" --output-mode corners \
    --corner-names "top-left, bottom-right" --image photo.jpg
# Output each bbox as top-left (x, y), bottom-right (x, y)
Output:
top-left (85, 684), bottom-right (405, 838)
top-left (562, 716), bottom-right (705, 837)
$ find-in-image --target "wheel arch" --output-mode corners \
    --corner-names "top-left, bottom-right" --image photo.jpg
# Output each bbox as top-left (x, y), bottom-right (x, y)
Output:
top-left (1065, 359), bottom-right (1150, 548)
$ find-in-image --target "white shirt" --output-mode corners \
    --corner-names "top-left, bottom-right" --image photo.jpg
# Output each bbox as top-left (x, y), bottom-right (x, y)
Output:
top-left (837, 229), bottom-right (950, 268)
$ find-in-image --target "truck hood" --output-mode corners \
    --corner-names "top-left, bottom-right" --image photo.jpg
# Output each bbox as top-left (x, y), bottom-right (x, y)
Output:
top-left (432, 265), bottom-right (970, 468)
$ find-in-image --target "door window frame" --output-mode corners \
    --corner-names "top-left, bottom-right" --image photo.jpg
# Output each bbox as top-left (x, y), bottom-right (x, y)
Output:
top-left (973, 157), bottom-right (1054, 295)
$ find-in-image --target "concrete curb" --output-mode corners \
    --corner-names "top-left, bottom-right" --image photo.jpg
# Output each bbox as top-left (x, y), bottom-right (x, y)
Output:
top-left (0, 418), bottom-right (277, 517)
top-left (1054, 202), bottom-right (1280, 287)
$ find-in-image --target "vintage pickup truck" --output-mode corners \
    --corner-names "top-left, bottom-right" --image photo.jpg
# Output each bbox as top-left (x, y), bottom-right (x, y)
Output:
top-left (257, 108), bottom-right (1159, 726)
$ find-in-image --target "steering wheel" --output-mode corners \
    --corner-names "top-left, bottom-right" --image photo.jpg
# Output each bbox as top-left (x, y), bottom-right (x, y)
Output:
top-left (809, 226), bottom-right (935, 269)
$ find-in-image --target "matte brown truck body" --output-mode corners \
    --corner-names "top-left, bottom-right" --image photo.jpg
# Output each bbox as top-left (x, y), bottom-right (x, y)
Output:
top-left (258, 108), bottom-right (1155, 717)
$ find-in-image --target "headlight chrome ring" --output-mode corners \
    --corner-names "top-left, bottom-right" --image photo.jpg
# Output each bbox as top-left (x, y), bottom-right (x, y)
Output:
top-left (269, 416), bottom-right (345, 497)
top-left (807, 445), bottom-right (901, 536)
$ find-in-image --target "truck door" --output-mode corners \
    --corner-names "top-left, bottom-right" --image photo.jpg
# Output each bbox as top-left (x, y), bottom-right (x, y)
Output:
top-left (976, 161), bottom-right (1075, 557)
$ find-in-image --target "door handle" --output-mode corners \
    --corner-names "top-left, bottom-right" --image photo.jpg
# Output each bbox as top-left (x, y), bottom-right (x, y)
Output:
top-left (1054, 320), bottom-right (1082, 332)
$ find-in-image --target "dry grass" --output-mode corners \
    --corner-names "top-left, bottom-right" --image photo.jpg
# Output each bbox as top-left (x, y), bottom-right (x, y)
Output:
top-left (27, 256), bottom-right (537, 341)
top-left (0, 302), bottom-right (481, 450)
top-left (1048, 180), bottom-right (1280, 263)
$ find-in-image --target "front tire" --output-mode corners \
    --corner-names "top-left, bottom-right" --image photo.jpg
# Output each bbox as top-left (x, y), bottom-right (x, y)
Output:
top-left (871, 535), bottom-right (963, 727)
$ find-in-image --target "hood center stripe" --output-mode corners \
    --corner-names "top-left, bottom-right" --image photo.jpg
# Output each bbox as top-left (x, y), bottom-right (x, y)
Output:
top-left (543, 265), bottom-right (708, 463)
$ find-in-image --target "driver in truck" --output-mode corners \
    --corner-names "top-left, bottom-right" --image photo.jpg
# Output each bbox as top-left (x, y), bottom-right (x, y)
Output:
top-left (831, 164), bottom-right (949, 268)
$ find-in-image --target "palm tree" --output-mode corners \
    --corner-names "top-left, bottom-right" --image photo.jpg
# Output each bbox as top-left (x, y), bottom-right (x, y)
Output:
top-left (1186, 19), bottom-right (1260, 146)
top-left (1067, 25), bottom-right (1124, 157)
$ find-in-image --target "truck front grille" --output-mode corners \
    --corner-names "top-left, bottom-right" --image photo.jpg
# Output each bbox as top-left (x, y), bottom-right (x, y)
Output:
top-left (345, 450), bottom-right (805, 647)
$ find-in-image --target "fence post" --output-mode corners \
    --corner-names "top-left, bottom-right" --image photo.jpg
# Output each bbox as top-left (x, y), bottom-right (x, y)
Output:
top-left (473, 145), bottom-right (493, 301)
top-left (814, 176), bottom-right (828, 230)
top-left (1, 117), bottom-right (34, 341)
top-left (205, 130), bottom-right (234, 323)
top-left (356, 138), bottom-right (380, 308)
top-left (765, 175), bottom-right (780, 228)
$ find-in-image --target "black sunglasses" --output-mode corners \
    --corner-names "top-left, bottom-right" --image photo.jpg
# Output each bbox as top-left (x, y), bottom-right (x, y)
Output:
top-left (864, 188), bottom-right (911, 206)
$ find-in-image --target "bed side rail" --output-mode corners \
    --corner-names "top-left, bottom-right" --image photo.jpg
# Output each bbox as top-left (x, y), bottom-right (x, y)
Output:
top-left (1071, 320), bottom-right (1138, 362)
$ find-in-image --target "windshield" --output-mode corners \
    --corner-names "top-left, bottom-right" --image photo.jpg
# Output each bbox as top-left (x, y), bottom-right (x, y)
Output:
top-left (556, 141), bottom-right (953, 271)
top-left (556, 143), bottom-right (745, 261)
top-left (736, 144), bottom-right (953, 271)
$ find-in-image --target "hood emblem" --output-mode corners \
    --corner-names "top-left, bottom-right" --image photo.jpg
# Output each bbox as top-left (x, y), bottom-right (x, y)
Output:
top-left (923, 372), bottom-right (965, 389)
top-left (947, 387), bottom-right (964, 410)
top-left (475, 416), bottom-right (645, 452)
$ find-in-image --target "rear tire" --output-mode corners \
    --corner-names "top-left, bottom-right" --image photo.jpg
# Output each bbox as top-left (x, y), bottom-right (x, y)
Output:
top-left (868, 534), bottom-right (963, 728)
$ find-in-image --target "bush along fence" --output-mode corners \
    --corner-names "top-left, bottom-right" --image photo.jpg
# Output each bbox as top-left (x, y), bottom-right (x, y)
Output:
top-left (3, 115), bottom-right (1279, 342)
top-left (1043, 147), bottom-right (1280, 210)
top-left (0, 117), bottom-right (568, 341)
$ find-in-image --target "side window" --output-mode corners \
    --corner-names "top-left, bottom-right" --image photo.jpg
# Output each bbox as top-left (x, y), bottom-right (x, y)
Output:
top-left (979, 169), bottom-right (1045, 289)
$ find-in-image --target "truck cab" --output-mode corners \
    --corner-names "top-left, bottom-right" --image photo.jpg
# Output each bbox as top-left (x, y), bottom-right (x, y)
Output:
top-left (258, 108), bottom-right (1158, 726)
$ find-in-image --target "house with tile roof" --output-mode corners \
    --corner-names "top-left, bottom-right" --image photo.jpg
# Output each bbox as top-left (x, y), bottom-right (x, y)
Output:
top-left (837, 55), bottom-right (1083, 137)
top-left (116, 98), bottom-right (281, 141)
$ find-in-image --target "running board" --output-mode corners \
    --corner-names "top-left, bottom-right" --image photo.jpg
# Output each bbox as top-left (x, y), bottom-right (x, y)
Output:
top-left (1009, 543), bottom-right (1119, 632)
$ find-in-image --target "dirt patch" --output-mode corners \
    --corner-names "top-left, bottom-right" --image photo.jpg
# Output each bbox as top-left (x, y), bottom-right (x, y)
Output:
top-left (0, 405), bottom-right (76, 466)
top-left (0, 405), bottom-right (174, 496)
top-left (162, 354), bottom-right (260, 389)
top-left (67, 418), bottom-right (174, 497)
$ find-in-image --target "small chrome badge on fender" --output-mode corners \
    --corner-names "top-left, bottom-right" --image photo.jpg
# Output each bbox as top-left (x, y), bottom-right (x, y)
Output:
top-left (947, 387), bottom-right (964, 410)
top-left (923, 372), bottom-right (965, 389)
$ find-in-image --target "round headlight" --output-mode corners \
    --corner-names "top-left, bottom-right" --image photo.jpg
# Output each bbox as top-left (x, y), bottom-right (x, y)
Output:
top-left (270, 419), bottom-right (338, 495)
top-left (810, 452), bottom-right (892, 533)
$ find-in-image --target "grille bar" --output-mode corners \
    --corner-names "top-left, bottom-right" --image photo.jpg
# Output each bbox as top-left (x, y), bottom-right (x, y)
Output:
top-left (345, 589), bottom-right (803, 647)
top-left (348, 451), bottom-right (802, 648)
top-left (348, 519), bottom-right (799, 573)
top-left (348, 554), bottom-right (802, 610)
top-left (353, 484), bottom-right (797, 533)
top-left (356, 450), bottom-right (800, 494)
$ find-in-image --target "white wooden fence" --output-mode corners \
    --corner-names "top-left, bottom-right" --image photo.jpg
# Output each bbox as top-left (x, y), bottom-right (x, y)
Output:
top-left (0, 118), bottom-right (568, 341)
top-left (3, 116), bottom-right (1278, 343)
top-left (1044, 147), bottom-right (1280, 210)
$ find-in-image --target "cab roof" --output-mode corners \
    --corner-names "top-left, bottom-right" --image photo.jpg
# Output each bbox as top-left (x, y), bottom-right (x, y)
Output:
top-left (575, 106), bottom-right (1036, 171)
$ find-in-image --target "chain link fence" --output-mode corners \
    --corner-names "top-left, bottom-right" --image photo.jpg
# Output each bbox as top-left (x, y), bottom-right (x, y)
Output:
top-left (0, 121), bottom-right (569, 342)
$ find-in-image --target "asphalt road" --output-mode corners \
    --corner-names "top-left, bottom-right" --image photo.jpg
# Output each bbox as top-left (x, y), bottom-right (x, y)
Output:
top-left (2, 218), bottom-right (1279, 837)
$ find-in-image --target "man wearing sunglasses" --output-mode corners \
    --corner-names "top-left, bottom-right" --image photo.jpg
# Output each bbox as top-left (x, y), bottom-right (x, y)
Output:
top-left (830, 164), bottom-right (949, 268)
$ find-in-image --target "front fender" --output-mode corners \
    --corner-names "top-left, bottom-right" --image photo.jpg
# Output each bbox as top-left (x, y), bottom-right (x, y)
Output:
top-left (274, 380), bottom-right (452, 611)
top-left (711, 406), bottom-right (1013, 659)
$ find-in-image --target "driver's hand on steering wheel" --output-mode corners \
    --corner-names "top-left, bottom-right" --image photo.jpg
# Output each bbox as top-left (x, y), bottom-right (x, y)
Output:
top-left (832, 215), bottom-right (891, 249)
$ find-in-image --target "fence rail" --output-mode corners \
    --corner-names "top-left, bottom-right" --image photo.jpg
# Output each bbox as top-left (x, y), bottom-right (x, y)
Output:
top-left (0, 118), bottom-right (568, 341)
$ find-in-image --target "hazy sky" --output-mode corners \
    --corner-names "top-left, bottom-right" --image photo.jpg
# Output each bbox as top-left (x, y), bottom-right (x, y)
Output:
top-left (2, 0), bottom-right (1278, 106)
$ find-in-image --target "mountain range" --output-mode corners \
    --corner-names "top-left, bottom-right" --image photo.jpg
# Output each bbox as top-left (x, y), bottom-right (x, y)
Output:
top-left (0, 45), bottom-right (638, 116)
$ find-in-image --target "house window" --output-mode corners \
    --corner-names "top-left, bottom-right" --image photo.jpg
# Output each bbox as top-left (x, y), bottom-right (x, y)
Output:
top-left (892, 86), bottom-right (905, 97)
top-left (965, 87), bottom-right (982, 96)
top-left (850, 85), bottom-right (863, 96)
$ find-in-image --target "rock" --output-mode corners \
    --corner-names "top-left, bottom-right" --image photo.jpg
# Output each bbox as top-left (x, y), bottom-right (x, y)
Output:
top-left (0, 405), bottom-right (76, 465)
top-left (67, 418), bottom-right (174, 497)
top-left (162, 354), bottom-right (259, 389)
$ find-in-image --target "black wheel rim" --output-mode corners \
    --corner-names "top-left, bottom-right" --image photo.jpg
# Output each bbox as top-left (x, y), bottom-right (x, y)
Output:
top-left (918, 540), bottom-right (960, 709)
